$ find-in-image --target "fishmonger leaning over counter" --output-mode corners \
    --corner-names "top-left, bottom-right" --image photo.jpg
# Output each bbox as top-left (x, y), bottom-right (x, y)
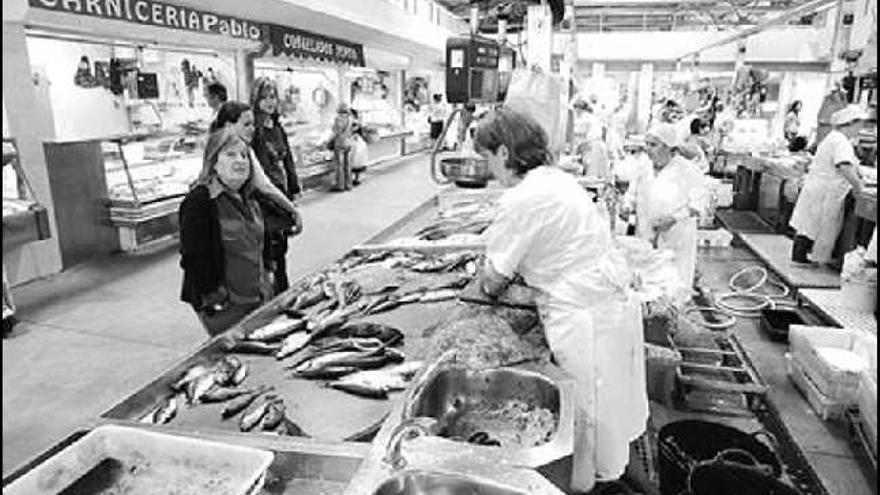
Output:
top-left (474, 107), bottom-right (650, 494)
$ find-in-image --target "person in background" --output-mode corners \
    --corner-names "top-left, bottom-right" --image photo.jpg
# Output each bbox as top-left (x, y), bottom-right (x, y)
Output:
top-left (624, 123), bottom-right (707, 289)
top-left (349, 108), bottom-right (369, 187)
top-left (179, 128), bottom-right (273, 336)
top-left (328, 103), bottom-right (355, 192)
top-left (457, 102), bottom-right (477, 150)
top-left (475, 107), bottom-right (649, 494)
top-left (250, 77), bottom-right (301, 295)
top-left (205, 101), bottom-right (301, 232)
top-left (681, 117), bottom-right (711, 174)
top-left (789, 105), bottom-right (867, 264)
top-left (784, 100), bottom-right (803, 144)
top-left (428, 94), bottom-right (449, 148)
top-left (788, 135), bottom-right (809, 153)
top-left (204, 81), bottom-right (228, 125)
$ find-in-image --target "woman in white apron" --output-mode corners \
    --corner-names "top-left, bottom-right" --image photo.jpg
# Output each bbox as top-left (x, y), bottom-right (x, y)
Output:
top-left (624, 123), bottom-right (707, 292)
top-left (474, 108), bottom-right (649, 493)
top-left (790, 105), bottom-right (867, 264)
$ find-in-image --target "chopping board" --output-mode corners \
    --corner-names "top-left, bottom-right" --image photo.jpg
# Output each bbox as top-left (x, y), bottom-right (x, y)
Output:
top-left (459, 277), bottom-right (538, 310)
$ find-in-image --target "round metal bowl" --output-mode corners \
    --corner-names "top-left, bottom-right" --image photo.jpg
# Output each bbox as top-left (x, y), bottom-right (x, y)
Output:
top-left (440, 156), bottom-right (491, 188)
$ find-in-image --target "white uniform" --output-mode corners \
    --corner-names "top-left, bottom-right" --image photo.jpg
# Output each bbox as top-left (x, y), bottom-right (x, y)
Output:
top-left (485, 166), bottom-right (648, 490)
top-left (789, 130), bottom-right (859, 263)
top-left (628, 155), bottom-right (707, 289)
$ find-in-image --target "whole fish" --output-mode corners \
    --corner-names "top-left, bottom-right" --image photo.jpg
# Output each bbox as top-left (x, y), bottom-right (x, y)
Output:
top-left (247, 317), bottom-right (306, 342)
top-left (293, 350), bottom-right (365, 374)
top-left (186, 371), bottom-right (219, 405)
top-left (367, 296), bottom-right (402, 315)
top-left (222, 385), bottom-right (272, 419)
top-left (419, 288), bottom-right (459, 303)
top-left (227, 340), bottom-right (281, 355)
top-left (171, 364), bottom-right (210, 391)
top-left (363, 251), bottom-right (393, 264)
top-left (240, 395), bottom-right (282, 432)
top-left (152, 394), bottom-right (181, 424)
top-left (260, 401), bottom-right (287, 431)
top-left (337, 322), bottom-right (404, 345)
top-left (275, 332), bottom-right (311, 360)
top-left (201, 385), bottom-right (256, 403)
top-left (397, 290), bottom-right (427, 304)
top-left (329, 350), bottom-right (405, 370)
top-left (335, 369), bottom-right (410, 391)
top-left (327, 381), bottom-right (389, 400)
top-left (230, 362), bottom-right (248, 386)
top-left (293, 365), bottom-right (360, 380)
top-left (309, 307), bottom-right (358, 340)
top-left (290, 285), bottom-right (326, 312)
top-left (214, 356), bottom-right (242, 386)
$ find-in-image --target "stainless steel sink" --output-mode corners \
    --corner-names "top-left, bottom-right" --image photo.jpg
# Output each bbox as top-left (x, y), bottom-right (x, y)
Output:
top-left (260, 449), bottom-right (365, 495)
top-left (403, 367), bottom-right (574, 467)
top-left (372, 470), bottom-right (529, 495)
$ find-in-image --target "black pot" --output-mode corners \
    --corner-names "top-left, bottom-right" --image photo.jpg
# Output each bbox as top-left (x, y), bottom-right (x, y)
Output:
top-left (684, 461), bottom-right (802, 495)
top-left (658, 420), bottom-right (781, 495)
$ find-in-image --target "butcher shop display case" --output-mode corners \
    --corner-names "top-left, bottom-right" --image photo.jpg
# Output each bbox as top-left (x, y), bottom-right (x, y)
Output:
top-left (2, 138), bottom-right (51, 250)
top-left (100, 129), bottom-right (205, 251)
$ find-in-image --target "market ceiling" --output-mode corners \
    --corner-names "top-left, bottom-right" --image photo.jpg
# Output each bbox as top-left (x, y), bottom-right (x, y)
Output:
top-left (435, 0), bottom-right (823, 33)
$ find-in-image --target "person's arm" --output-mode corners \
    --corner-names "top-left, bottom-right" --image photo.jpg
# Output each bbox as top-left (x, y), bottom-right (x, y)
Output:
top-left (480, 258), bottom-right (512, 297)
top-left (179, 188), bottom-right (225, 308)
top-left (249, 148), bottom-right (297, 215)
top-left (838, 163), bottom-right (864, 194)
top-left (833, 135), bottom-right (865, 194)
top-left (281, 133), bottom-right (301, 197)
top-left (480, 199), bottom-right (535, 297)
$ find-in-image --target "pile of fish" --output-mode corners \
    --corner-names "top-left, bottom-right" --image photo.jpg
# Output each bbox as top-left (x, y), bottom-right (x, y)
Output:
top-left (139, 356), bottom-right (306, 436)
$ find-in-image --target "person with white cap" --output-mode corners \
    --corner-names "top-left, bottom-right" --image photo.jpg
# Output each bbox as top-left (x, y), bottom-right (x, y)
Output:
top-left (623, 122), bottom-right (708, 290)
top-left (789, 104), bottom-right (867, 264)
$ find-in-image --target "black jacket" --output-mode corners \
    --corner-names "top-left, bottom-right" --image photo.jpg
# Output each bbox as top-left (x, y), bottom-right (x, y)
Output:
top-left (179, 185), bottom-right (224, 310)
top-left (252, 119), bottom-right (301, 198)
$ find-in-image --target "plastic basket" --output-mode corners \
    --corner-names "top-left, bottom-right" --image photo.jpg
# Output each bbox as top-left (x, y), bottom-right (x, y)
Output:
top-left (789, 326), bottom-right (875, 404)
top-left (3, 425), bottom-right (274, 495)
top-left (786, 353), bottom-right (847, 421)
top-left (646, 343), bottom-right (682, 406)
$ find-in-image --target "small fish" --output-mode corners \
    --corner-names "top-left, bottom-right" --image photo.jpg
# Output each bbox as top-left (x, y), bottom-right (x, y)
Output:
top-left (367, 297), bottom-right (402, 315)
top-left (276, 332), bottom-right (311, 360)
top-left (221, 385), bottom-right (271, 419)
top-left (152, 394), bottom-right (181, 424)
top-left (327, 381), bottom-right (389, 400)
top-left (230, 362), bottom-right (248, 386)
top-left (186, 372), bottom-right (218, 405)
top-left (335, 369), bottom-right (410, 391)
top-left (276, 417), bottom-right (309, 437)
top-left (293, 350), bottom-right (365, 374)
top-left (201, 385), bottom-right (256, 403)
top-left (309, 307), bottom-right (358, 340)
top-left (419, 288), bottom-right (459, 303)
top-left (397, 290), bottom-right (427, 304)
top-left (227, 340), bottom-right (281, 355)
top-left (293, 365), bottom-right (360, 380)
top-left (260, 402), bottom-right (287, 431)
top-left (240, 395), bottom-right (281, 432)
top-left (247, 317), bottom-right (306, 342)
top-left (338, 322), bottom-right (405, 345)
top-left (171, 365), bottom-right (210, 391)
top-left (290, 286), bottom-right (325, 312)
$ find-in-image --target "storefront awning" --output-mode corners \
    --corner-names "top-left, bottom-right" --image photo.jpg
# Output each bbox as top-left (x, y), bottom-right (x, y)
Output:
top-left (266, 24), bottom-right (364, 67)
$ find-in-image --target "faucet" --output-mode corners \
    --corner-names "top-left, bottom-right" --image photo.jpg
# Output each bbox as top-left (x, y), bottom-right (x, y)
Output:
top-left (383, 417), bottom-right (439, 470)
top-left (402, 349), bottom-right (458, 420)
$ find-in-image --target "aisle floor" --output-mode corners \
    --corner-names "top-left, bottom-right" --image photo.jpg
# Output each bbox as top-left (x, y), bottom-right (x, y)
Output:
top-left (1, 154), bottom-right (440, 476)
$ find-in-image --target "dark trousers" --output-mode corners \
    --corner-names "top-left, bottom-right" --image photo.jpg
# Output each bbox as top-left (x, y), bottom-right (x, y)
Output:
top-left (791, 234), bottom-right (815, 263)
top-left (266, 230), bottom-right (290, 295)
top-left (334, 148), bottom-right (352, 190)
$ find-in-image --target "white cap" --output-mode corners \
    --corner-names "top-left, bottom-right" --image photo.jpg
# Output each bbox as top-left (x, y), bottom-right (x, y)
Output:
top-left (646, 123), bottom-right (680, 148)
top-left (831, 105), bottom-right (868, 127)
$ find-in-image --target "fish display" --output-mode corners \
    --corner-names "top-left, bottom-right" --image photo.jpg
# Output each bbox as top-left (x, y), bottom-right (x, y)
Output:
top-left (226, 340), bottom-right (280, 355)
top-left (240, 395), bottom-right (281, 432)
top-left (222, 385), bottom-right (272, 419)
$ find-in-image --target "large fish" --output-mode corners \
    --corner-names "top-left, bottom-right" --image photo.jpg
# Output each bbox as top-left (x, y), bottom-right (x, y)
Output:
top-left (221, 385), bottom-right (272, 419)
top-left (240, 395), bottom-right (282, 432)
top-left (397, 289), bottom-right (427, 304)
top-left (275, 332), bottom-right (311, 360)
top-left (326, 380), bottom-right (389, 400)
top-left (227, 340), bottom-right (281, 355)
top-left (247, 317), bottom-right (306, 342)
top-left (186, 371), bottom-right (220, 405)
top-left (201, 385), bottom-right (256, 403)
top-left (334, 369), bottom-right (411, 391)
top-left (336, 322), bottom-right (404, 345)
top-left (292, 350), bottom-right (365, 374)
top-left (293, 365), bottom-right (360, 380)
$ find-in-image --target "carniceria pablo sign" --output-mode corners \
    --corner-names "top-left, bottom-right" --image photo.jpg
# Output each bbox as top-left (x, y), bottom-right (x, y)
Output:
top-left (268, 24), bottom-right (364, 67)
top-left (28, 0), bottom-right (265, 42)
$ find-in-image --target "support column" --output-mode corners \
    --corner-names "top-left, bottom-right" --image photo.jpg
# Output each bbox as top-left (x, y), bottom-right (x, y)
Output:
top-left (2, 22), bottom-right (63, 284)
top-left (236, 49), bottom-right (258, 102)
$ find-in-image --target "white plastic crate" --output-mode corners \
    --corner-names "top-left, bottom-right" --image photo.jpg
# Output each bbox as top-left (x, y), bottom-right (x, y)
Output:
top-left (4, 425), bottom-right (274, 495)
top-left (786, 353), bottom-right (848, 421)
top-left (789, 325), bottom-right (875, 404)
top-left (858, 370), bottom-right (878, 456)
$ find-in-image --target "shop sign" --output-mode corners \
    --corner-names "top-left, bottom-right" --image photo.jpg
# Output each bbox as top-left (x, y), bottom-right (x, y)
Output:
top-left (28, 0), bottom-right (264, 42)
top-left (268, 24), bottom-right (364, 67)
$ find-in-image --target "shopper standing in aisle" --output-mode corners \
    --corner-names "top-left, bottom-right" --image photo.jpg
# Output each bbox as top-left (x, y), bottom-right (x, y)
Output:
top-left (206, 101), bottom-right (302, 231)
top-left (623, 123), bottom-right (707, 290)
top-left (475, 108), bottom-right (649, 494)
top-left (179, 128), bottom-right (273, 337)
top-left (328, 103), bottom-right (355, 191)
top-left (204, 81), bottom-right (228, 127)
top-left (681, 117), bottom-right (711, 174)
top-left (784, 100), bottom-right (803, 144)
top-left (349, 108), bottom-right (369, 187)
top-left (790, 105), bottom-right (867, 264)
top-left (428, 94), bottom-right (449, 149)
top-left (250, 78), bottom-right (301, 295)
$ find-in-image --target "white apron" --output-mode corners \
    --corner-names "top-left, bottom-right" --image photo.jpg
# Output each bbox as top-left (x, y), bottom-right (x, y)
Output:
top-left (633, 156), bottom-right (706, 289)
top-left (789, 130), bottom-right (858, 264)
top-left (484, 167), bottom-right (649, 491)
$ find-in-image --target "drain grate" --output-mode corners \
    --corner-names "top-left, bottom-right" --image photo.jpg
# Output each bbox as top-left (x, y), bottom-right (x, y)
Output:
top-left (753, 397), bottom-right (830, 495)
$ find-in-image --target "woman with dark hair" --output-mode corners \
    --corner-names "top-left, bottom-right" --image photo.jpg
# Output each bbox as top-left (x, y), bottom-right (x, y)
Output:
top-left (179, 128), bottom-right (271, 336)
top-left (250, 78), bottom-right (301, 295)
top-left (475, 107), bottom-right (649, 494)
top-left (328, 103), bottom-right (355, 191)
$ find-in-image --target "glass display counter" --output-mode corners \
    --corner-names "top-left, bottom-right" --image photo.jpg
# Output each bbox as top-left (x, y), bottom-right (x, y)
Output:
top-left (3, 138), bottom-right (51, 250)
